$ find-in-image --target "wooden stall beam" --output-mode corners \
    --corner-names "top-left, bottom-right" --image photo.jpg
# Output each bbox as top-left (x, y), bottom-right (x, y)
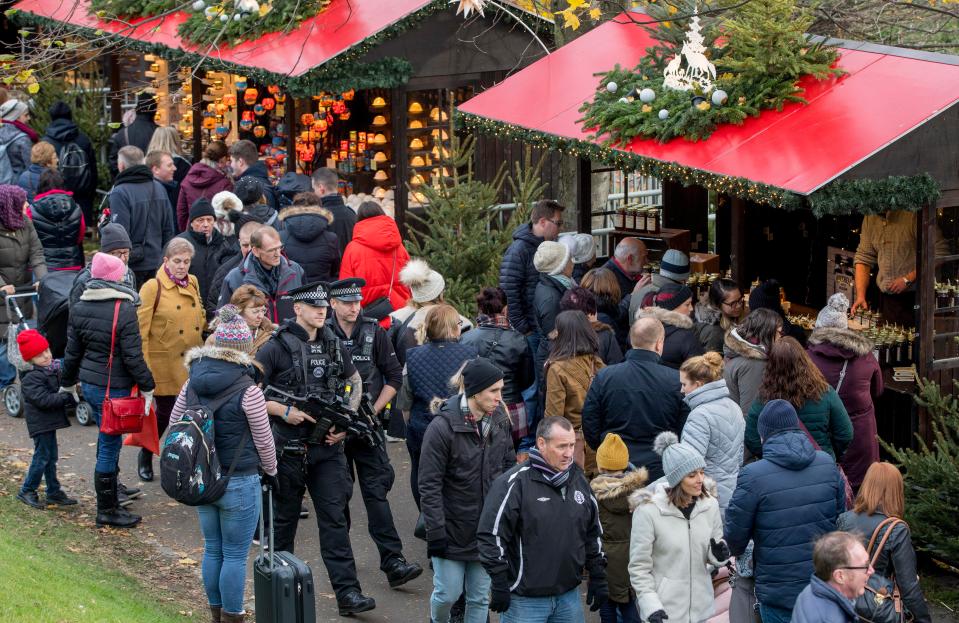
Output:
top-left (108, 53), bottom-right (121, 124)
top-left (191, 75), bottom-right (203, 162)
top-left (917, 202), bottom-right (937, 441)
top-left (576, 158), bottom-right (591, 235)
top-left (729, 196), bottom-right (746, 284)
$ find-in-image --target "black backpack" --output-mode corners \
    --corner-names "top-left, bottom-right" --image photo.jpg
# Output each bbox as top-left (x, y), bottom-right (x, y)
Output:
top-left (59, 142), bottom-right (93, 193)
top-left (160, 379), bottom-right (254, 506)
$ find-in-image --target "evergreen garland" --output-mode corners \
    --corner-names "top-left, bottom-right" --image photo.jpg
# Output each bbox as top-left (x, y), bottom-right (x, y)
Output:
top-left (806, 174), bottom-right (941, 218)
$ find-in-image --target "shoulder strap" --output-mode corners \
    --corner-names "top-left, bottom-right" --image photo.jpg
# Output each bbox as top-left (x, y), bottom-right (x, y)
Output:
top-left (105, 299), bottom-right (121, 398)
top-left (152, 279), bottom-right (162, 314)
top-left (387, 248), bottom-right (396, 298)
top-left (835, 360), bottom-right (849, 392)
top-left (122, 126), bottom-right (130, 147)
top-left (191, 376), bottom-right (255, 415)
top-left (867, 517), bottom-right (905, 565)
top-left (479, 328), bottom-right (503, 360)
top-left (793, 415), bottom-right (822, 452)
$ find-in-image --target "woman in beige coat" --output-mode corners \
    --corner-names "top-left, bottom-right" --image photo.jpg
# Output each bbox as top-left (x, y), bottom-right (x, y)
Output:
top-left (544, 310), bottom-right (604, 475)
top-left (629, 432), bottom-right (729, 623)
top-left (136, 237), bottom-right (205, 480)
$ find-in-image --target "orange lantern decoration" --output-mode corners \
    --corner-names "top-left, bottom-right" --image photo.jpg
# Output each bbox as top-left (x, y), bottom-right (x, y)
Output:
top-left (267, 85), bottom-right (281, 95)
top-left (243, 88), bottom-right (259, 105)
top-left (342, 89), bottom-right (355, 101)
top-left (203, 116), bottom-right (216, 130)
top-left (261, 97), bottom-right (275, 111)
top-left (275, 93), bottom-right (286, 104)
top-left (222, 94), bottom-right (237, 107)
top-left (339, 111), bottom-right (351, 121)
top-left (312, 119), bottom-right (328, 132)
top-left (300, 113), bottom-right (315, 126)
top-left (216, 103), bottom-right (229, 115)
top-left (253, 125), bottom-right (267, 138)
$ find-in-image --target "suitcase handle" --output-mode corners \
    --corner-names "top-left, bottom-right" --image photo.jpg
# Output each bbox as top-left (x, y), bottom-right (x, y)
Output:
top-left (258, 483), bottom-right (275, 571)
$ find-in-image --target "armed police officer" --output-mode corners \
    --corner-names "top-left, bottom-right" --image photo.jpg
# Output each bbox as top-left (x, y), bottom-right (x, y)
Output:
top-left (328, 278), bottom-right (424, 589)
top-left (255, 281), bottom-right (376, 616)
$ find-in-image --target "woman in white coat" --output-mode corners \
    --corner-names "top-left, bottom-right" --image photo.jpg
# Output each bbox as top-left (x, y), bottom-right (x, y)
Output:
top-left (679, 352), bottom-right (745, 513)
top-left (629, 433), bottom-right (729, 623)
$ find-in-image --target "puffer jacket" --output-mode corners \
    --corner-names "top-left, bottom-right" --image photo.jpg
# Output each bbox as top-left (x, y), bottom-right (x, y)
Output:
top-left (218, 253), bottom-right (304, 324)
top-left (0, 218), bottom-right (47, 330)
top-left (69, 267), bottom-right (137, 306)
top-left (639, 306), bottom-right (705, 369)
top-left (724, 429), bottom-right (846, 612)
top-left (594, 321), bottom-right (624, 365)
top-left (723, 328), bottom-right (768, 414)
top-left (0, 122), bottom-right (33, 184)
top-left (108, 164), bottom-right (176, 273)
top-left (418, 394), bottom-right (516, 561)
top-left (278, 204), bottom-right (340, 283)
top-left (61, 284), bottom-right (156, 391)
top-left (339, 215), bottom-right (410, 325)
top-left (176, 161), bottom-right (233, 231)
top-left (790, 575), bottom-right (857, 623)
top-left (138, 268), bottom-right (205, 395)
top-left (459, 319), bottom-right (533, 405)
top-left (807, 327), bottom-right (883, 490)
top-left (837, 511), bottom-right (930, 623)
top-left (175, 227), bottom-right (236, 313)
top-left (533, 273), bottom-right (569, 370)
top-left (746, 387), bottom-right (853, 460)
top-left (17, 163), bottom-right (48, 202)
top-left (29, 189), bottom-right (84, 270)
top-left (499, 223), bottom-right (544, 335)
top-left (590, 469), bottom-right (649, 604)
top-left (680, 379), bottom-right (744, 512)
top-left (629, 482), bottom-right (726, 623)
top-left (21, 363), bottom-right (72, 438)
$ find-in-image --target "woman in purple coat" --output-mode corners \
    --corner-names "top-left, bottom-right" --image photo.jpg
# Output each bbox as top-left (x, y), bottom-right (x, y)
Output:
top-left (806, 293), bottom-right (882, 492)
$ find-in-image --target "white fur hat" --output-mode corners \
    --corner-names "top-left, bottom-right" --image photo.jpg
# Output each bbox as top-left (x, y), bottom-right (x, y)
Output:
top-left (211, 191), bottom-right (242, 218)
top-left (533, 241), bottom-right (571, 276)
top-left (400, 258), bottom-right (445, 303)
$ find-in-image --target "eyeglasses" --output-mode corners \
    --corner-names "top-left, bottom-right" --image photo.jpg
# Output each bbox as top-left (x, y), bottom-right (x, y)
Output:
top-left (108, 249), bottom-right (130, 260)
top-left (547, 218), bottom-right (564, 227)
top-left (259, 244), bottom-right (284, 255)
top-left (840, 565), bottom-right (873, 571)
top-left (722, 297), bottom-right (744, 308)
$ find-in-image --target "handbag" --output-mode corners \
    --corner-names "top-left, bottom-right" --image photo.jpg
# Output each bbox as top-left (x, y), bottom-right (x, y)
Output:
top-left (362, 249), bottom-right (397, 321)
top-left (855, 517), bottom-right (910, 623)
top-left (99, 300), bottom-right (146, 436)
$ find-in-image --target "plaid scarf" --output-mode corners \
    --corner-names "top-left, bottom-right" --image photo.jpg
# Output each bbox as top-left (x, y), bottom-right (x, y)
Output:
top-left (475, 313), bottom-right (512, 330)
top-left (164, 264), bottom-right (190, 289)
top-left (528, 447), bottom-right (572, 488)
top-left (460, 395), bottom-right (491, 441)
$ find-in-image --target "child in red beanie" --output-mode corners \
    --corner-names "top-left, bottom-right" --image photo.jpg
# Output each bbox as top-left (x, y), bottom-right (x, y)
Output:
top-left (15, 329), bottom-right (77, 509)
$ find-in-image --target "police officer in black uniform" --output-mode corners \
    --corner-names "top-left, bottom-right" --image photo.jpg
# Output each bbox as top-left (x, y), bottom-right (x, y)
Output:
top-left (329, 277), bottom-right (424, 589)
top-left (255, 281), bottom-right (376, 616)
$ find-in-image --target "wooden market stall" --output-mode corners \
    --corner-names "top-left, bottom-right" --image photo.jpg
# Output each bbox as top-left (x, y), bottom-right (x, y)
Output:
top-left (13, 0), bottom-right (548, 227)
top-left (457, 12), bottom-right (959, 443)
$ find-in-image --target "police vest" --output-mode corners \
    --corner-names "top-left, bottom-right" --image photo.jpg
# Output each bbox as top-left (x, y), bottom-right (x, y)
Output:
top-left (274, 326), bottom-right (345, 400)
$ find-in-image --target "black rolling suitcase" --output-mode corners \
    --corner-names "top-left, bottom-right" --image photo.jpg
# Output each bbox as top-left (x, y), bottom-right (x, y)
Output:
top-left (254, 485), bottom-right (316, 623)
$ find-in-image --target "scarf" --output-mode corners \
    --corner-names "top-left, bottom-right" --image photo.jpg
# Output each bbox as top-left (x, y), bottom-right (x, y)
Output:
top-left (0, 184), bottom-right (26, 230)
top-left (251, 255), bottom-right (281, 296)
top-left (528, 447), bottom-right (572, 488)
top-left (164, 264), bottom-right (189, 289)
top-left (10, 120), bottom-right (39, 143)
top-left (85, 277), bottom-right (142, 306)
top-left (553, 274), bottom-right (576, 290)
top-left (476, 313), bottom-right (511, 330)
top-left (460, 395), bottom-right (491, 440)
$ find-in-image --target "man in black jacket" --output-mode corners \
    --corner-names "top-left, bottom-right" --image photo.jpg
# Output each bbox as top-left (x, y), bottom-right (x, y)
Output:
top-left (582, 316), bottom-right (688, 481)
top-left (176, 198), bottom-right (237, 317)
top-left (328, 278), bottom-right (422, 589)
top-left (478, 416), bottom-right (607, 621)
top-left (311, 167), bottom-right (355, 256)
top-left (41, 101), bottom-right (98, 223)
top-left (107, 146), bottom-right (175, 288)
top-left (206, 220), bottom-right (261, 314)
top-left (230, 139), bottom-right (279, 212)
top-left (107, 93), bottom-right (158, 179)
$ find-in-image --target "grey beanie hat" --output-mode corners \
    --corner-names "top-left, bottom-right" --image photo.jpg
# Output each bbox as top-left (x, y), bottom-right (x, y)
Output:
top-left (660, 249), bottom-right (690, 282)
top-left (654, 431), bottom-right (706, 488)
top-left (815, 292), bottom-right (849, 329)
top-left (99, 223), bottom-right (132, 253)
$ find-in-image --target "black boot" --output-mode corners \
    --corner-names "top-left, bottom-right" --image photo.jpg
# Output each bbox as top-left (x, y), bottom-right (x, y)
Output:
top-left (138, 449), bottom-right (154, 482)
top-left (95, 471), bottom-right (141, 528)
top-left (384, 558), bottom-right (424, 588)
top-left (337, 591), bottom-right (375, 616)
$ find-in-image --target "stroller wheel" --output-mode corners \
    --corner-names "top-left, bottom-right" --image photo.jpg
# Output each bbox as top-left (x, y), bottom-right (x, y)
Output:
top-left (3, 385), bottom-right (23, 418)
top-left (75, 401), bottom-right (94, 426)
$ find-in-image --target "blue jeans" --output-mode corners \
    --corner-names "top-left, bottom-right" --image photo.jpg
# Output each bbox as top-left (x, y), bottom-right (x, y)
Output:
top-left (81, 382), bottom-right (131, 474)
top-left (0, 339), bottom-right (18, 388)
top-left (502, 587), bottom-right (584, 623)
top-left (21, 431), bottom-right (62, 495)
top-left (197, 473), bottom-right (261, 614)
top-left (759, 603), bottom-right (793, 623)
top-left (519, 332), bottom-right (541, 452)
top-left (599, 597), bottom-right (641, 623)
top-left (430, 557), bottom-right (491, 623)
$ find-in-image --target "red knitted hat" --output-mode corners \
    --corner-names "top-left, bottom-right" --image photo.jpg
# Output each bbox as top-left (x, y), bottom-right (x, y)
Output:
top-left (17, 329), bottom-right (49, 361)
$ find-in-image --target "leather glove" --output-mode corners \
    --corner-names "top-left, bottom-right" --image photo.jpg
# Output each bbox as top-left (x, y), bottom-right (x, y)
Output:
top-left (648, 610), bottom-right (669, 623)
top-left (586, 577), bottom-right (608, 612)
top-left (59, 385), bottom-right (79, 403)
top-left (426, 536), bottom-right (447, 559)
top-left (488, 577), bottom-right (511, 613)
top-left (261, 472), bottom-right (280, 493)
top-left (141, 390), bottom-right (154, 416)
top-left (710, 537), bottom-right (731, 562)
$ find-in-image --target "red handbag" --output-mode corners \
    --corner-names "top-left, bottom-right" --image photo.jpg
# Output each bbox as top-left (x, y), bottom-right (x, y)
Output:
top-left (99, 300), bottom-right (145, 436)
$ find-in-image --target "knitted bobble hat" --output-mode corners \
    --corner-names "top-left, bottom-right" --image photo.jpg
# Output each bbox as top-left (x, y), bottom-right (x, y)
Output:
top-left (815, 292), bottom-right (849, 329)
top-left (654, 431), bottom-right (705, 488)
top-left (16, 329), bottom-right (49, 362)
top-left (90, 252), bottom-right (126, 282)
top-left (400, 258), bottom-right (445, 303)
top-left (214, 304), bottom-right (254, 353)
top-left (596, 432), bottom-right (630, 472)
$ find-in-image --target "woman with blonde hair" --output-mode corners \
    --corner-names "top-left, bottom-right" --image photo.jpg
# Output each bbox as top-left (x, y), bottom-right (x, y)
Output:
top-left (147, 125), bottom-right (191, 185)
top-left (136, 236), bottom-right (205, 480)
top-left (837, 462), bottom-right (931, 623)
top-left (18, 141), bottom-right (57, 202)
top-left (678, 352), bottom-right (744, 512)
top-left (206, 284), bottom-right (276, 354)
top-left (400, 303), bottom-right (477, 508)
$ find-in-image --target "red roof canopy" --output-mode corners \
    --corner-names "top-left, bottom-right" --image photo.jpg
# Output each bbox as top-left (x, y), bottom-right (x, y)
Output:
top-left (458, 15), bottom-right (959, 195)
top-left (14, 0), bottom-right (433, 78)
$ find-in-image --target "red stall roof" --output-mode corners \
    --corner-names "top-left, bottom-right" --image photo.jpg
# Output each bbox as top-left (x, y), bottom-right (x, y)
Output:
top-left (13, 0), bottom-right (434, 78)
top-left (457, 14), bottom-right (959, 195)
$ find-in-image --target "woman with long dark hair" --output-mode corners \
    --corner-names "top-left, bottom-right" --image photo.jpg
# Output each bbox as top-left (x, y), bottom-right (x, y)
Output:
top-left (723, 308), bottom-right (782, 415)
top-left (745, 337), bottom-right (854, 459)
top-left (696, 278), bottom-right (745, 353)
top-left (544, 310), bottom-right (605, 474)
top-left (580, 267), bottom-right (627, 351)
top-left (559, 286), bottom-right (623, 365)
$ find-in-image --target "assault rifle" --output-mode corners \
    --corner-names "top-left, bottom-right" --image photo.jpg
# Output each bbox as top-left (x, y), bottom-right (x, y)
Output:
top-left (263, 386), bottom-right (381, 448)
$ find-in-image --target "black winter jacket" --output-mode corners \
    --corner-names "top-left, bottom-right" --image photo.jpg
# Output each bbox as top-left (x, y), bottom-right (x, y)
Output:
top-left (478, 461), bottom-right (606, 597)
top-left (459, 321), bottom-right (533, 405)
top-left (30, 190), bottom-right (84, 269)
top-left (278, 204), bottom-right (340, 283)
top-left (320, 194), bottom-right (356, 256)
top-left (42, 118), bottom-right (98, 207)
top-left (62, 285), bottom-right (156, 391)
top-left (108, 165), bottom-right (176, 273)
top-left (176, 228), bottom-right (237, 314)
top-left (107, 114), bottom-right (158, 179)
top-left (237, 162), bottom-right (279, 212)
top-left (533, 274), bottom-right (570, 372)
top-left (637, 306), bottom-right (705, 369)
top-left (499, 224), bottom-right (545, 335)
top-left (582, 348), bottom-right (688, 481)
top-left (595, 323), bottom-right (624, 365)
top-left (837, 511), bottom-right (931, 623)
top-left (21, 364), bottom-right (73, 438)
top-left (419, 395), bottom-right (516, 561)
top-left (206, 250), bottom-right (242, 313)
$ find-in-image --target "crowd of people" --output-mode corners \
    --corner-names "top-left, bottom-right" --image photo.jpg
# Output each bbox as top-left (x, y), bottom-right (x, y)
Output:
top-left (0, 92), bottom-right (932, 623)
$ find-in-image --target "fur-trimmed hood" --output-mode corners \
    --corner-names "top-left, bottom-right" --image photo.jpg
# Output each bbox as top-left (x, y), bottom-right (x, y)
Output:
top-left (278, 204), bottom-right (334, 243)
top-left (590, 468), bottom-right (649, 511)
top-left (724, 328), bottom-right (768, 360)
top-left (640, 305), bottom-right (694, 330)
top-left (629, 475), bottom-right (720, 511)
top-left (695, 302), bottom-right (722, 326)
top-left (277, 204), bottom-right (334, 224)
top-left (807, 327), bottom-right (873, 358)
top-left (183, 344), bottom-right (255, 369)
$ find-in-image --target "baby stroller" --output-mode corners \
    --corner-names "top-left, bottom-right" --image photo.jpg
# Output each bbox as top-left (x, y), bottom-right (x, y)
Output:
top-left (2, 287), bottom-right (39, 418)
